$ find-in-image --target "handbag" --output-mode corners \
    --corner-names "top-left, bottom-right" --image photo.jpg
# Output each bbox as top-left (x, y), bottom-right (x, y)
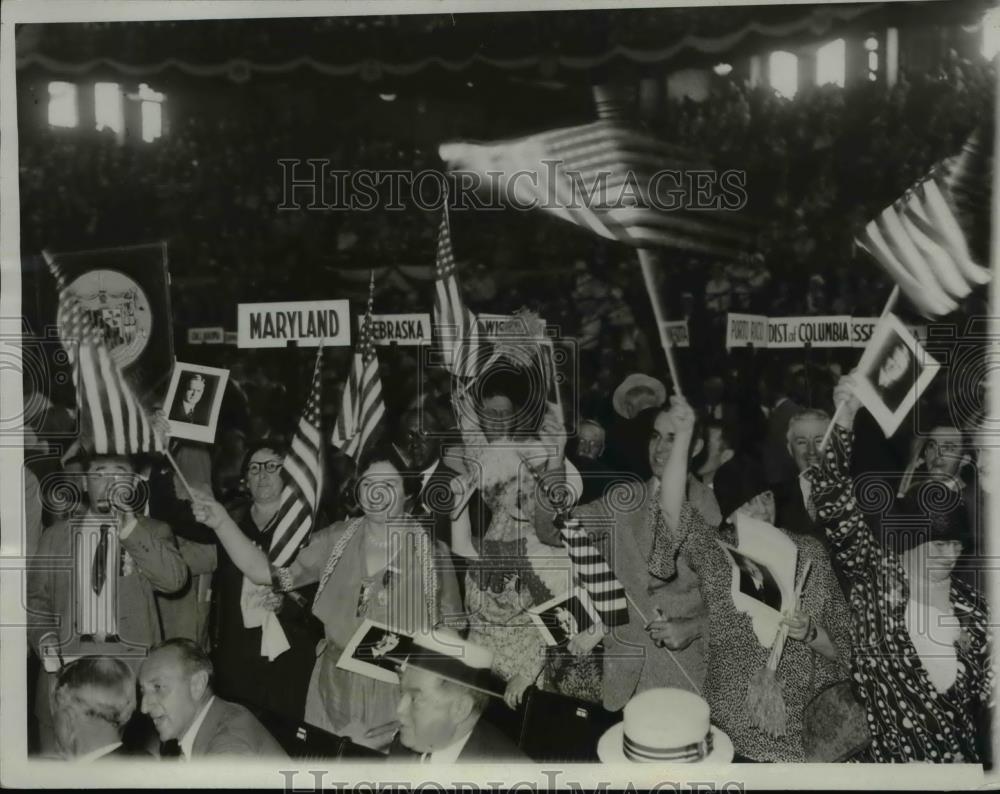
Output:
top-left (801, 679), bottom-right (872, 762)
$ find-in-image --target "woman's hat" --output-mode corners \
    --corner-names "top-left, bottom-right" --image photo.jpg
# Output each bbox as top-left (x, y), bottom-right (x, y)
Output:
top-left (713, 454), bottom-right (769, 523)
top-left (612, 374), bottom-right (666, 419)
top-left (597, 688), bottom-right (734, 764)
top-left (890, 486), bottom-right (972, 554)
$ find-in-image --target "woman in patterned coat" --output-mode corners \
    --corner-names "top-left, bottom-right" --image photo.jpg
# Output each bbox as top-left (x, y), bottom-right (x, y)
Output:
top-left (806, 375), bottom-right (993, 762)
top-left (193, 446), bottom-right (463, 749)
top-left (651, 395), bottom-right (851, 761)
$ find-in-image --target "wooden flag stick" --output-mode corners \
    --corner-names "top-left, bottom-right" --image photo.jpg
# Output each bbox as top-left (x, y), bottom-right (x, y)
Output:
top-left (818, 283), bottom-right (900, 453)
top-left (626, 592), bottom-right (702, 696)
top-left (638, 248), bottom-right (683, 397)
top-left (165, 447), bottom-right (197, 501)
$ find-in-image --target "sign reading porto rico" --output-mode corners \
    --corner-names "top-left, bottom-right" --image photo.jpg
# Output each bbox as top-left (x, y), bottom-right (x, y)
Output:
top-left (237, 299), bottom-right (351, 348)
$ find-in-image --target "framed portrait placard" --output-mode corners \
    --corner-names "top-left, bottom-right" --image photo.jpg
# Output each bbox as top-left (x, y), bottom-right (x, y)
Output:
top-left (528, 586), bottom-right (603, 647)
top-left (853, 313), bottom-right (941, 438)
top-left (163, 361), bottom-right (229, 444)
top-left (336, 619), bottom-right (414, 685)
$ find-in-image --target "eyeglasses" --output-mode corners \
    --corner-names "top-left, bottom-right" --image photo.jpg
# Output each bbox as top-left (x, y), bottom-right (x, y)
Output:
top-left (247, 461), bottom-right (282, 475)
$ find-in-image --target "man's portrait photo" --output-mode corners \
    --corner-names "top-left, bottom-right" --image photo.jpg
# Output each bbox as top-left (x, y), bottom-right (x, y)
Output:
top-left (338, 620), bottom-right (414, 684)
top-left (854, 313), bottom-right (941, 437)
top-left (725, 547), bottom-right (784, 613)
top-left (163, 362), bottom-right (229, 443)
top-left (530, 587), bottom-right (601, 647)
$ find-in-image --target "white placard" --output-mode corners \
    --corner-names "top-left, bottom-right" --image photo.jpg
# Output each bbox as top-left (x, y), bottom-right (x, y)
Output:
top-left (357, 313), bottom-right (431, 346)
top-left (725, 313), bottom-right (769, 349)
top-left (660, 320), bottom-right (690, 348)
top-left (766, 315), bottom-right (854, 348)
top-left (237, 299), bottom-right (351, 348)
top-left (475, 313), bottom-right (547, 338)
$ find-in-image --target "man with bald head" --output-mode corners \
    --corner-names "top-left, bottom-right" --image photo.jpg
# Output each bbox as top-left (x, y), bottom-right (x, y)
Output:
top-left (139, 638), bottom-right (285, 759)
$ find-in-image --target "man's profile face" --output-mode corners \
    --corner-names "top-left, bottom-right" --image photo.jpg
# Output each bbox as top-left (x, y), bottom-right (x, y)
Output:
top-left (138, 649), bottom-right (201, 742)
top-left (787, 416), bottom-right (828, 473)
top-left (184, 376), bottom-right (206, 406)
top-left (396, 667), bottom-right (463, 753)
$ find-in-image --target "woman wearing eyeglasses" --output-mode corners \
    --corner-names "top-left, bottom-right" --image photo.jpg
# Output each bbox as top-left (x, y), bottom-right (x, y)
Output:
top-left (208, 440), bottom-right (324, 727)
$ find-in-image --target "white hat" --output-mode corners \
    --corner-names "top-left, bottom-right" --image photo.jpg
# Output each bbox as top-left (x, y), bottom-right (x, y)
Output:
top-left (612, 374), bottom-right (667, 419)
top-left (597, 688), bottom-right (733, 764)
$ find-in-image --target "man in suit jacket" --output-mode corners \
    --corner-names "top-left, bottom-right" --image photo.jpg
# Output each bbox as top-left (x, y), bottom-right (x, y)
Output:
top-left (27, 453), bottom-right (189, 756)
top-left (50, 656), bottom-right (150, 760)
top-left (392, 630), bottom-right (527, 762)
top-left (169, 374), bottom-right (212, 426)
top-left (139, 638), bottom-right (286, 758)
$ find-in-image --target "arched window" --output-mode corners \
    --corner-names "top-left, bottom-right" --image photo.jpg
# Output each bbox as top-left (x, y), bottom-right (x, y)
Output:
top-left (47, 81), bottom-right (78, 128)
top-left (769, 50), bottom-right (798, 99)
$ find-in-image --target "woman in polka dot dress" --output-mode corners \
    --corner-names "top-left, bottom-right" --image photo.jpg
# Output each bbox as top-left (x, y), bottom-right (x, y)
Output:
top-left (806, 374), bottom-right (993, 762)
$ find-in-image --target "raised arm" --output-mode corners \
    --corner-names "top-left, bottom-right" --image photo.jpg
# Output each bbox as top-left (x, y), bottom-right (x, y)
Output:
top-left (191, 493), bottom-right (271, 585)
top-left (807, 375), bottom-right (880, 580)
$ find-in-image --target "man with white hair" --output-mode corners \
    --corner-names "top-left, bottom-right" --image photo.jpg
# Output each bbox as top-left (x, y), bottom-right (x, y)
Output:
top-left (50, 656), bottom-right (144, 760)
top-left (773, 408), bottom-right (831, 539)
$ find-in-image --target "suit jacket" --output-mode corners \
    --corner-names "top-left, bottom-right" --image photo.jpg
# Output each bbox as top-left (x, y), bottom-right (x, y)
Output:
top-left (762, 398), bottom-right (802, 486)
top-left (170, 399), bottom-right (212, 427)
top-left (458, 717), bottom-right (528, 761)
top-left (27, 514), bottom-right (188, 654)
top-left (388, 716), bottom-right (528, 762)
top-left (191, 697), bottom-right (287, 758)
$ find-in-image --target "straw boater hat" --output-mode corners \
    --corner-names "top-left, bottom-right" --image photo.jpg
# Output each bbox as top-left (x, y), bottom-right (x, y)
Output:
top-left (612, 374), bottom-right (667, 419)
top-left (597, 688), bottom-right (733, 764)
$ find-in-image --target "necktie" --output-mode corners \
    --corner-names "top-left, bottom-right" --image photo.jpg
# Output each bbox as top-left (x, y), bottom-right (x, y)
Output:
top-left (805, 491), bottom-right (817, 523)
top-left (91, 524), bottom-right (111, 596)
top-left (160, 739), bottom-right (182, 759)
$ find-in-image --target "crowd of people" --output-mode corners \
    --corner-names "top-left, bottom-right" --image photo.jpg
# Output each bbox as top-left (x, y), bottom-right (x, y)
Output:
top-left (16, 13), bottom-right (998, 770)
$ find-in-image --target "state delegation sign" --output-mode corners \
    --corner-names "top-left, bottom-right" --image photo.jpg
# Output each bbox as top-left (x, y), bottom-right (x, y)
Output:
top-left (357, 313), bottom-right (431, 346)
top-left (238, 300), bottom-right (351, 348)
top-left (766, 316), bottom-right (854, 348)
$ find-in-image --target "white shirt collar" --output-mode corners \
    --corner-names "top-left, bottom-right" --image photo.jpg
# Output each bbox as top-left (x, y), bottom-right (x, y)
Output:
top-left (179, 696), bottom-right (215, 760)
top-left (76, 741), bottom-right (122, 762)
top-left (798, 471), bottom-right (812, 503)
top-left (427, 726), bottom-right (474, 764)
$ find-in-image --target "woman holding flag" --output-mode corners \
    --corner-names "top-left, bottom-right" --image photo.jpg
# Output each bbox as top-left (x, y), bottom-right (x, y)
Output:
top-left (192, 445), bottom-right (463, 749)
top-left (649, 394), bottom-right (851, 761)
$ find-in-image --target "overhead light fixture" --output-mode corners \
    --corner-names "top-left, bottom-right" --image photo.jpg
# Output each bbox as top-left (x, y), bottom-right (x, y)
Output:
top-left (713, 63), bottom-right (733, 76)
top-left (378, 93), bottom-right (397, 102)
top-left (466, 80), bottom-right (475, 87)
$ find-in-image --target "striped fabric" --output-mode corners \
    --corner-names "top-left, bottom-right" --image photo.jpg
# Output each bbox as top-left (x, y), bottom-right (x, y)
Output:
top-left (432, 211), bottom-right (480, 378)
top-left (268, 347), bottom-right (324, 567)
top-left (439, 119), bottom-right (751, 259)
top-left (556, 512), bottom-right (629, 627)
top-left (330, 287), bottom-right (386, 461)
top-left (857, 171), bottom-right (991, 319)
top-left (46, 253), bottom-right (162, 456)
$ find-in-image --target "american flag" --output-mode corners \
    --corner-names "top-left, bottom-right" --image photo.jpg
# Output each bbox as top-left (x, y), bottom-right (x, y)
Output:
top-left (330, 279), bottom-right (386, 461)
top-left (857, 171), bottom-right (991, 319)
top-left (556, 512), bottom-right (629, 627)
top-left (45, 252), bottom-right (162, 456)
top-left (433, 211), bottom-right (480, 378)
top-left (268, 347), bottom-right (324, 567)
top-left (439, 119), bottom-right (751, 259)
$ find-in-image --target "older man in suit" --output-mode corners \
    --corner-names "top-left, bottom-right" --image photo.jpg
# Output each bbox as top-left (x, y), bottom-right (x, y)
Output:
top-left (391, 630), bottom-right (526, 762)
top-left (139, 639), bottom-right (285, 759)
top-left (28, 453), bottom-right (188, 756)
top-left (50, 656), bottom-right (149, 760)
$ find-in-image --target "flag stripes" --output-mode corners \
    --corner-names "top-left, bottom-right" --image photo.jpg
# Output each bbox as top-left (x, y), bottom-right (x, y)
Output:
top-left (330, 284), bottom-right (386, 462)
top-left (433, 211), bottom-right (480, 378)
top-left (439, 119), bottom-right (752, 259)
top-left (557, 513), bottom-right (629, 627)
top-left (269, 348), bottom-right (324, 567)
top-left (857, 172), bottom-right (991, 319)
top-left (47, 253), bottom-right (162, 456)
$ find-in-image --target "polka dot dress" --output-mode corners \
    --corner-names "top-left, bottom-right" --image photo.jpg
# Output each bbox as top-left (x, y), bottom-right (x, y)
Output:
top-left (807, 425), bottom-right (993, 763)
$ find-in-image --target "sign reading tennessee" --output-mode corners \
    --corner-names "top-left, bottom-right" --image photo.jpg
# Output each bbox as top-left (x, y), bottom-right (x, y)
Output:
top-left (238, 299), bottom-right (351, 348)
top-left (357, 313), bottom-right (431, 346)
